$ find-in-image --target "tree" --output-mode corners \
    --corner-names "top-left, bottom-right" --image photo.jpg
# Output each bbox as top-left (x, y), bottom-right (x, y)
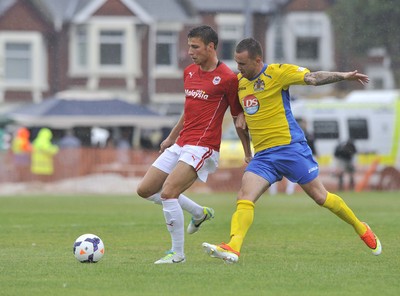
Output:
top-left (329, 0), bottom-right (400, 87)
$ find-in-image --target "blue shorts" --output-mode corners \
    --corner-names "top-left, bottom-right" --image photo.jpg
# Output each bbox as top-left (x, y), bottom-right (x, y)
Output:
top-left (245, 141), bottom-right (319, 185)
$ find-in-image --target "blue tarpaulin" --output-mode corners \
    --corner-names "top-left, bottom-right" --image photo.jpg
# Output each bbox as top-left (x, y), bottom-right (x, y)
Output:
top-left (7, 98), bottom-right (177, 128)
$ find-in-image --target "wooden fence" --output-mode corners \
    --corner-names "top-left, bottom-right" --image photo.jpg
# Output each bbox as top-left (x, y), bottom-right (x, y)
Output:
top-left (0, 148), bottom-right (159, 183)
top-left (1, 148), bottom-right (399, 192)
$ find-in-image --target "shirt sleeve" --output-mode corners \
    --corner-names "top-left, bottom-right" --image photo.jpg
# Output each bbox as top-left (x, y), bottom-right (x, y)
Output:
top-left (274, 64), bottom-right (310, 90)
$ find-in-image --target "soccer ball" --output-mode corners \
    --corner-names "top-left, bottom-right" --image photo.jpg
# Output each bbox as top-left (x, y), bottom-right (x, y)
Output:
top-left (73, 233), bottom-right (105, 263)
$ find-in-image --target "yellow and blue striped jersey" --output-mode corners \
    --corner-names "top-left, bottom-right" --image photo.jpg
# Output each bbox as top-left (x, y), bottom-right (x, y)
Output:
top-left (238, 63), bottom-right (310, 153)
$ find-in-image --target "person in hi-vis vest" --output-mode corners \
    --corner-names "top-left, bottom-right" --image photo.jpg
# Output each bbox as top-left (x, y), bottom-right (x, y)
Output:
top-left (11, 127), bottom-right (31, 181)
top-left (31, 128), bottom-right (59, 181)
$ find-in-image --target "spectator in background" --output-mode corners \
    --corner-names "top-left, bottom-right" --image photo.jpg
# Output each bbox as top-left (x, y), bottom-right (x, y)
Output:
top-left (31, 128), bottom-right (59, 182)
top-left (116, 128), bottom-right (131, 164)
top-left (59, 129), bottom-right (82, 179)
top-left (269, 178), bottom-right (294, 195)
top-left (334, 139), bottom-right (357, 191)
top-left (0, 128), bottom-right (6, 150)
top-left (59, 129), bottom-right (81, 149)
top-left (11, 127), bottom-right (32, 182)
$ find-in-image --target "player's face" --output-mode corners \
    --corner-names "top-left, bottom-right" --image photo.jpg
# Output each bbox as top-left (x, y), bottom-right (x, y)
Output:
top-left (235, 51), bottom-right (260, 80)
top-left (188, 37), bottom-right (213, 65)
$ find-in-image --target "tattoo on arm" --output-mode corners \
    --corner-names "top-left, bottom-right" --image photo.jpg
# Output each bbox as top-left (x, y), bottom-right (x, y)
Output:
top-left (304, 71), bottom-right (344, 86)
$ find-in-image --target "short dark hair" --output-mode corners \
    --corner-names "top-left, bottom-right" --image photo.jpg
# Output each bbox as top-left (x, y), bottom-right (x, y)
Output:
top-left (188, 25), bottom-right (218, 49)
top-left (236, 37), bottom-right (263, 59)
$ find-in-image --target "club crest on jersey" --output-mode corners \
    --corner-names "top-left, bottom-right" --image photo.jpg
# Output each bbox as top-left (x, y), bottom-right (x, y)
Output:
top-left (212, 76), bottom-right (221, 85)
top-left (242, 94), bottom-right (259, 115)
top-left (253, 78), bottom-right (265, 91)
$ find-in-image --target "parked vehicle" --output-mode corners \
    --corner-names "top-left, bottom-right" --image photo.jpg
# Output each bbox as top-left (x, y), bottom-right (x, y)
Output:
top-left (291, 90), bottom-right (400, 167)
top-left (219, 90), bottom-right (400, 169)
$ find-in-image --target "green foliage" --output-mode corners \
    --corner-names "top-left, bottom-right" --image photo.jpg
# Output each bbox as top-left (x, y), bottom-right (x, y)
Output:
top-left (330, 0), bottom-right (400, 52)
top-left (329, 0), bottom-right (400, 84)
top-left (0, 192), bottom-right (399, 296)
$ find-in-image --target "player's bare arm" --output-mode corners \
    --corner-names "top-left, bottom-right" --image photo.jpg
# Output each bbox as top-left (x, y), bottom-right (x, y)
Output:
top-left (304, 70), bottom-right (369, 86)
top-left (159, 113), bottom-right (184, 153)
top-left (234, 114), bottom-right (252, 163)
top-left (234, 112), bottom-right (247, 130)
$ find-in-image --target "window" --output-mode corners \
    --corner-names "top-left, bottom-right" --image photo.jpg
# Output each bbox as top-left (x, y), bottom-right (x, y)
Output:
top-left (272, 13), bottom-right (334, 70)
top-left (0, 32), bottom-right (47, 97)
top-left (296, 37), bottom-right (319, 60)
top-left (348, 119), bottom-right (368, 139)
top-left (313, 120), bottom-right (339, 139)
top-left (69, 21), bottom-right (140, 82)
top-left (371, 78), bottom-right (384, 89)
top-left (221, 40), bottom-right (236, 62)
top-left (156, 31), bottom-right (177, 67)
top-left (215, 14), bottom-right (245, 67)
top-left (100, 30), bottom-right (124, 66)
top-left (5, 43), bottom-right (31, 81)
top-left (219, 24), bottom-right (243, 62)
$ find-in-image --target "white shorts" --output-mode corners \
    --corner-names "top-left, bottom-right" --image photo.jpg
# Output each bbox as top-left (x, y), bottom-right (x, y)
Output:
top-left (152, 144), bottom-right (219, 182)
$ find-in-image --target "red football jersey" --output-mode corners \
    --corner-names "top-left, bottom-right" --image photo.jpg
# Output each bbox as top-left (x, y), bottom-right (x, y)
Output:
top-left (176, 62), bottom-right (242, 151)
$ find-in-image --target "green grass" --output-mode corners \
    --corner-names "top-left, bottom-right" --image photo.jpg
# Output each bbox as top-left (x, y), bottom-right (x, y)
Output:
top-left (0, 191), bottom-right (399, 296)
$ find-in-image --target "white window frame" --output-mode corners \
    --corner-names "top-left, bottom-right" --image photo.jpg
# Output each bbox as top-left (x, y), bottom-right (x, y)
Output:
top-left (69, 17), bottom-right (140, 79)
top-left (215, 14), bottom-right (245, 70)
top-left (75, 24), bottom-right (88, 68)
top-left (0, 31), bottom-right (47, 90)
top-left (153, 22), bottom-right (182, 79)
top-left (267, 12), bottom-right (334, 70)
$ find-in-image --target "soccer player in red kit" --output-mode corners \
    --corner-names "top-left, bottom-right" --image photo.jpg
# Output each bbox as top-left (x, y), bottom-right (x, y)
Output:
top-left (136, 25), bottom-right (252, 264)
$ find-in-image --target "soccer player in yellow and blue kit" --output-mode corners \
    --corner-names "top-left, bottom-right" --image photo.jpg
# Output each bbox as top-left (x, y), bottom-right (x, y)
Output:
top-left (202, 37), bottom-right (382, 263)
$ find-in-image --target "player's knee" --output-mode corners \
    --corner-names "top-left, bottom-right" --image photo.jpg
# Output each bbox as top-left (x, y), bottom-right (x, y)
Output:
top-left (136, 184), bottom-right (152, 199)
top-left (237, 187), bottom-right (255, 201)
top-left (313, 190), bottom-right (328, 205)
top-left (160, 186), bottom-right (180, 199)
top-left (314, 196), bottom-right (325, 205)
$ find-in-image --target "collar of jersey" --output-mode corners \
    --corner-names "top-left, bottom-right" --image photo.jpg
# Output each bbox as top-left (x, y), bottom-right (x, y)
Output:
top-left (249, 63), bottom-right (268, 81)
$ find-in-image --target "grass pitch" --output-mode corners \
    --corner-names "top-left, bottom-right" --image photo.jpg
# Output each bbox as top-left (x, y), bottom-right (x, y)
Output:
top-left (0, 191), bottom-right (399, 296)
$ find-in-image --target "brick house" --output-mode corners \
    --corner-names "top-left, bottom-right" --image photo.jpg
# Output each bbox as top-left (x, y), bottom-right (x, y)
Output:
top-left (0, 0), bottom-right (194, 108)
top-left (1, 0), bottom-right (376, 114)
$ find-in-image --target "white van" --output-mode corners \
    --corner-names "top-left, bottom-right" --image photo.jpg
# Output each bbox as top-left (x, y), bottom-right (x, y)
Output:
top-left (291, 90), bottom-right (400, 168)
top-left (220, 90), bottom-right (400, 169)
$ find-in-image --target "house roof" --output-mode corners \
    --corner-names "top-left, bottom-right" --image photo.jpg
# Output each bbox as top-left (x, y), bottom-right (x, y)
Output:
top-left (1, 0), bottom-right (286, 30)
top-left (7, 0), bottom-right (193, 29)
top-left (72, 0), bottom-right (153, 24)
top-left (6, 98), bottom-right (178, 128)
top-left (34, 0), bottom-right (93, 29)
top-left (135, 0), bottom-right (193, 22)
top-left (187, 0), bottom-right (288, 14)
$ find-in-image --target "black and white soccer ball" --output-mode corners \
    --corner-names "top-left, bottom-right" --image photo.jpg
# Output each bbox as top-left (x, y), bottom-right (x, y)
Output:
top-left (73, 233), bottom-right (105, 263)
